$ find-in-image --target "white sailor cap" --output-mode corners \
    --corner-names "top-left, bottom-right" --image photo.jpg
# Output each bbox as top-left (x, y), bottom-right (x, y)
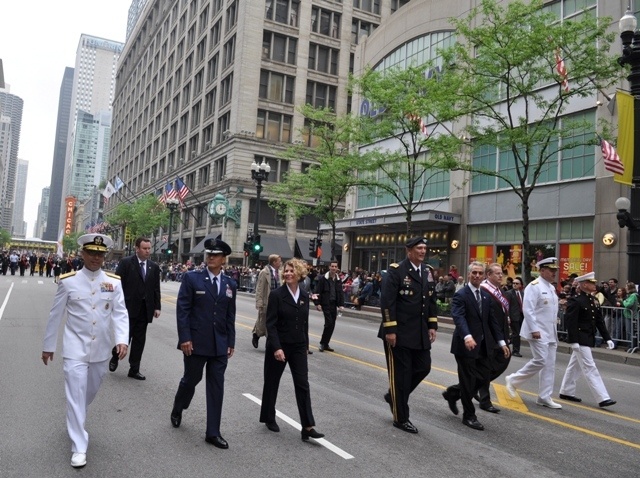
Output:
top-left (536, 257), bottom-right (558, 269)
top-left (78, 233), bottom-right (113, 253)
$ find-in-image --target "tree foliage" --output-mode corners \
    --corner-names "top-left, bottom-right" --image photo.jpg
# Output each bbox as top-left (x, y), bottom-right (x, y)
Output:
top-left (351, 64), bottom-right (464, 235)
top-left (0, 228), bottom-right (11, 249)
top-left (437, 0), bottom-right (622, 280)
top-left (105, 195), bottom-right (170, 239)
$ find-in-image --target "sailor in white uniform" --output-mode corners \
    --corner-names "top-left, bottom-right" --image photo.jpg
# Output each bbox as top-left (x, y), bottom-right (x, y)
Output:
top-left (505, 257), bottom-right (562, 409)
top-left (42, 233), bottom-right (129, 468)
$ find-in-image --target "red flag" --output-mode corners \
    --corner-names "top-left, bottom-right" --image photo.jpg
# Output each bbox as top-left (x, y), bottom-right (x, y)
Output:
top-left (601, 138), bottom-right (625, 175)
top-left (555, 49), bottom-right (569, 93)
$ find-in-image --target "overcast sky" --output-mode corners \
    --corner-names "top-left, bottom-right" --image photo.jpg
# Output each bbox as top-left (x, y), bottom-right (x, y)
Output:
top-left (0, 0), bottom-right (132, 237)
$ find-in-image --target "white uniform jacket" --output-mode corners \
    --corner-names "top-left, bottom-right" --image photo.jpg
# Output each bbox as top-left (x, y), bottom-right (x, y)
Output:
top-left (520, 276), bottom-right (559, 343)
top-left (42, 267), bottom-right (129, 362)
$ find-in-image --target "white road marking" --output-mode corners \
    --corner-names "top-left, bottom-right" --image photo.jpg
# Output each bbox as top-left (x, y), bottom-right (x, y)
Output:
top-left (0, 282), bottom-right (14, 321)
top-left (243, 393), bottom-right (354, 460)
top-left (610, 378), bottom-right (640, 386)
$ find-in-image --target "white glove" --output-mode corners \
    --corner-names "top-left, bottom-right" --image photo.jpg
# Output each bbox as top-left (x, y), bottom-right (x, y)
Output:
top-left (607, 340), bottom-right (615, 350)
top-left (571, 343), bottom-right (580, 351)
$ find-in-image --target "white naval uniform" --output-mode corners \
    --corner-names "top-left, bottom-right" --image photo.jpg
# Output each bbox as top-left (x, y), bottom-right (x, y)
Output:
top-left (42, 267), bottom-right (129, 453)
top-left (508, 276), bottom-right (559, 401)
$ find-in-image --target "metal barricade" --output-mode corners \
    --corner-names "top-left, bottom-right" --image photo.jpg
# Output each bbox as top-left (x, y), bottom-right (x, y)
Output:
top-left (600, 305), bottom-right (638, 353)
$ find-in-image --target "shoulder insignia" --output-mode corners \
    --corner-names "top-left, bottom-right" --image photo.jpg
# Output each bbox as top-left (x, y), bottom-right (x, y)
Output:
top-left (530, 279), bottom-right (539, 285)
top-left (59, 271), bottom-right (77, 280)
top-left (390, 263), bottom-right (399, 269)
top-left (425, 264), bottom-right (434, 270)
top-left (105, 271), bottom-right (121, 279)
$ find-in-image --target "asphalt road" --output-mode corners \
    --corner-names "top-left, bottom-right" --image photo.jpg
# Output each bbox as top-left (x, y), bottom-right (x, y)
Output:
top-left (1, 276), bottom-right (640, 477)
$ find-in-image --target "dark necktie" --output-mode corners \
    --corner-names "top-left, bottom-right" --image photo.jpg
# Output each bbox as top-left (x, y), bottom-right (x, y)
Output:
top-left (273, 269), bottom-right (279, 287)
top-left (212, 276), bottom-right (218, 296)
top-left (475, 289), bottom-right (482, 313)
top-left (140, 262), bottom-right (146, 280)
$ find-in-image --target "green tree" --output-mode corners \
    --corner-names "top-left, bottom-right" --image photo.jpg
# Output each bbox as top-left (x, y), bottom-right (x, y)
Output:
top-left (351, 64), bottom-right (463, 235)
top-left (438, 0), bottom-right (621, 281)
top-left (0, 228), bottom-right (10, 249)
top-left (63, 232), bottom-right (82, 255)
top-left (269, 105), bottom-right (365, 260)
top-left (106, 195), bottom-right (170, 240)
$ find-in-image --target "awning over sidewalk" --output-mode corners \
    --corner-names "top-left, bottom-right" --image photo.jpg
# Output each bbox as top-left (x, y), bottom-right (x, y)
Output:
top-left (258, 234), bottom-right (293, 260)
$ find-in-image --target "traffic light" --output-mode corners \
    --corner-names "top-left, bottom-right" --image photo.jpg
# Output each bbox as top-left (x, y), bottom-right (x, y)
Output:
top-left (252, 234), bottom-right (263, 254)
top-left (308, 238), bottom-right (317, 258)
top-left (316, 238), bottom-right (322, 258)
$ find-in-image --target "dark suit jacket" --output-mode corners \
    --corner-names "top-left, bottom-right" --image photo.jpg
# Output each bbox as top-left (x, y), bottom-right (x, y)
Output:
top-left (176, 269), bottom-right (236, 357)
top-left (505, 288), bottom-right (524, 323)
top-left (116, 254), bottom-right (161, 323)
top-left (450, 285), bottom-right (505, 359)
top-left (266, 285), bottom-right (310, 350)
top-left (315, 273), bottom-right (345, 309)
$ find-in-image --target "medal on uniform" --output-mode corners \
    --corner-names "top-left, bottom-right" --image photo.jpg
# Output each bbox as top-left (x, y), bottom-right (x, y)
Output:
top-left (105, 303), bottom-right (110, 310)
top-left (100, 282), bottom-right (114, 292)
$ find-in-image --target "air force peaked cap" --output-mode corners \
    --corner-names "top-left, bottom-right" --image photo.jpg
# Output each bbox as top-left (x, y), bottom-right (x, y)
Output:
top-left (536, 257), bottom-right (558, 269)
top-left (405, 236), bottom-right (428, 248)
top-left (204, 235), bottom-right (232, 256)
top-left (78, 233), bottom-right (113, 252)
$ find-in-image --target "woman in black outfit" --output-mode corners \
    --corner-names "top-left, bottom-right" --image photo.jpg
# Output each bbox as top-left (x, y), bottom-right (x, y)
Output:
top-left (259, 258), bottom-right (324, 441)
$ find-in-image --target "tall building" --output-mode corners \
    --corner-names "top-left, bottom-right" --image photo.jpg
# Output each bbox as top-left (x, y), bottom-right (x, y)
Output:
top-left (109, 0), bottom-right (406, 262)
top-left (43, 67), bottom-right (74, 241)
top-left (0, 79), bottom-right (24, 233)
top-left (12, 158), bottom-right (28, 237)
top-left (59, 35), bottom-right (123, 234)
top-left (35, 187), bottom-right (50, 238)
top-left (126, 0), bottom-right (149, 41)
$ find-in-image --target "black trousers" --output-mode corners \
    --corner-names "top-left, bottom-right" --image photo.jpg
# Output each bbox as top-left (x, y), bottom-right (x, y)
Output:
top-left (173, 353), bottom-right (228, 437)
top-left (320, 301), bottom-right (338, 345)
top-left (383, 341), bottom-right (431, 423)
top-left (510, 320), bottom-right (522, 352)
top-left (453, 352), bottom-right (493, 420)
top-left (260, 342), bottom-right (315, 428)
top-left (111, 304), bottom-right (149, 372)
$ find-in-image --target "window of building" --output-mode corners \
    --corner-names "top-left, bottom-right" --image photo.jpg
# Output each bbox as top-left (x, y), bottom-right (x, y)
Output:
top-left (199, 164), bottom-right (210, 187)
top-left (210, 19), bottom-right (221, 49)
top-left (560, 110), bottom-right (595, 180)
top-left (207, 53), bottom-right (219, 84)
top-left (311, 7), bottom-right (340, 38)
top-left (559, 217), bottom-right (594, 240)
top-left (306, 81), bottom-right (336, 110)
top-left (353, 0), bottom-right (381, 14)
top-left (262, 31), bottom-right (297, 65)
top-left (191, 101), bottom-right (201, 128)
top-left (256, 110), bottom-right (292, 143)
top-left (179, 113), bottom-right (189, 138)
top-left (217, 113), bottom-right (230, 143)
top-left (259, 70), bottom-right (295, 104)
top-left (205, 88), bottom-right (217, 117)
top-left (223, 35), bottom-right (236, 69)
top-left (255, 155), bottom-right (290, 182)
top-left (391, 0), bottom-right (411, 13)
top-left (220, 73), bottom-right (233, 106)
top-left (351, 19), bottom-right (377, 44)
top-left (308, 43), bottom-right (339, 75)
top-left (265, 0), bottom-right (300, 27)
top-left (196, 39), bottom-right (206, 65)
top-left (226, 1), bottom-right (238, 31)
top-left (194, 69), bottom-right (204, 96)
top-left (213, 156), bottom-right (227, 182)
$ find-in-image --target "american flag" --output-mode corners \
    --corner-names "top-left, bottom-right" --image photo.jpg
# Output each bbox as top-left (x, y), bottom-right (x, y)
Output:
top-left (176, 177), bottom-right (189, 204)
top-left (600, 138), bottom-right (625, 175)
top-left (555, 48), bottom-right (569, 93)
top-left (406, 113), bottom-right (429, 137)
top-left (159, 182), bottom-right (176, 204)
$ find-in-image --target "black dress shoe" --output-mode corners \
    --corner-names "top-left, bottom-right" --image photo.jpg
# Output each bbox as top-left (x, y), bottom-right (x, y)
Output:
top-left (318, 344), bottom-right (325, 352)
top-left (442, 391), bottom-right (459, 415)
top-left (128, 371), bottom-right (146, 380)
top-left (512, 351), bottom-right (523, 357)
top-left (598, 399), bottom-right (616, 408)
top-left (171, 409), bottom-right (182, 428)
top-left (265, 421), bottom-right (280, 432)
top-left (205, 436), bottom-right (229, 449)
top-left (252, 334), bottom-right (259, 349)
top-left (393, 421), bottom-right (418, 434)
top-left (109, 356), bottom-right (118, 372)
top-left (462, 418), bottom-right (484, 430)
top-left (559, 394), bottom-right (582, 402)
top-left (323, 345), bottom-right (335, 352)
top-left (301, 428), bottom-right (325, 441)
top-left (307, 350), bottom-right (313, 355)
top-left (480, 404), bottom-right (500, 413)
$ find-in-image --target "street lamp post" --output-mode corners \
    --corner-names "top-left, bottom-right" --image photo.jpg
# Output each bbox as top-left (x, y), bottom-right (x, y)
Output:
top-left (165, 198), bottom-right (180, 262)
top-left (618, 8), bottom-right (640, 284)
top-left (250, 158), bottom-right (271, 263)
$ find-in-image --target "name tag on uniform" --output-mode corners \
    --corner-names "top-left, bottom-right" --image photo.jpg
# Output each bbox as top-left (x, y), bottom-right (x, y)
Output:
top-left (196, 291), bottom-right (205, 295)
top-left (226, 285), bottom-right (233, 298)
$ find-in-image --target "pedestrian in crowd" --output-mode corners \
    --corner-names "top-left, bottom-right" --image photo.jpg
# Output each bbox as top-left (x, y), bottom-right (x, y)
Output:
top-left (455, 275), bottom-right (465, 292)
top-left (443, 274), bottom-right (456, 303)
top-left (435, 276), bottom-right (446, 302)
top-left (53, 259), bottom-right (62, 283)
top-left (379, 237), bottom-right (438, 434)
top-left (356, 276), bottom-right (374, 310)
top-left (259, 258), bottom-right (325, 441)
top-left (41, 234), bottom-right (129, 468)
top-left (46, 254), bottom-right (54, 277)
top-left (170, 236), bottom-right (236, 450)
top-left (558, 272), bottom-right (616, 408)
top-left (29, 253), bottom-right (37, 276)
top-left (110, 237), bottom-right (161, 380)
top-left (38, 253), bottom-right (46, 276)
top-left (505, 276), bottom-right (525, 357)
top-left (252, 254), bottom-right (282, 349)
top-left (506, 257), bottom-right (563, 409)
top-left (9, 250), bottom-right (18, 275)
top-left (442, 263), bottom-right (509, 430)
top-left (19, 253), bottom-right (28, 276)
top-left (622, 282), bottom-right (638, 349)
top-left (315, 260), bottom-right (345, 352)
top-left (448, 264), bottom-right (459, 281)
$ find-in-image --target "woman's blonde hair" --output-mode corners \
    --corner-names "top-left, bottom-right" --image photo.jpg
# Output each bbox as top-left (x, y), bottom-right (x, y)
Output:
top-left (283, 258), bottom-right (308, 281)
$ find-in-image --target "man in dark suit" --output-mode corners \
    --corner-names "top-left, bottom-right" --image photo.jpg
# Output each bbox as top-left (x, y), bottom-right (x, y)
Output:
top-left (443, 262), bottom-right (510, 431)
top-left (506, 276), bottom-right (524, 357)
top-left (109, 237), bottom-right (161, 380)
top-left (379, 236), bottom-right (438, 434)
top-left (315, 260), bottom-right (345, 352)
top-left (170, 236), bottom-right (236, 450)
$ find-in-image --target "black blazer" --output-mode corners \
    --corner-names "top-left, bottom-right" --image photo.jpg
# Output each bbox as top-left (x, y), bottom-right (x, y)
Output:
top-left (505, 288), bottom-right (524, 323)
top-left (115, 254), bottom-right (161, 323)
top-left (450, 286), bottom-right (504, 359)
top-left (265, 285), bottom-right (310, 350)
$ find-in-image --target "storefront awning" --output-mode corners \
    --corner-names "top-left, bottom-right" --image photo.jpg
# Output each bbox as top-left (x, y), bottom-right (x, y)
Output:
top-left (333, 209), bottom-right (461, 233)
top-left (258, 234), bottom-right (294, 260)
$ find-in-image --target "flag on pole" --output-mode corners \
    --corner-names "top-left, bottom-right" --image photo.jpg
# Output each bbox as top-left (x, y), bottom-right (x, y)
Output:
top-left (176, 177), bottom-right (189, 204)
top-left (114, 176), bottom-right (125, 191)
top-left (57, 230), bottom-right (64, 258)
top-left (615, 90), bottom-right (635, 186)
top-left (555, 48), bottom-right (569, 93)
top-left (159, 182), bottom-right (175, 204)
top-left (102, 181), bottom-right (116, 198)
top-left (600, 137), bottom-right (624, 175)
